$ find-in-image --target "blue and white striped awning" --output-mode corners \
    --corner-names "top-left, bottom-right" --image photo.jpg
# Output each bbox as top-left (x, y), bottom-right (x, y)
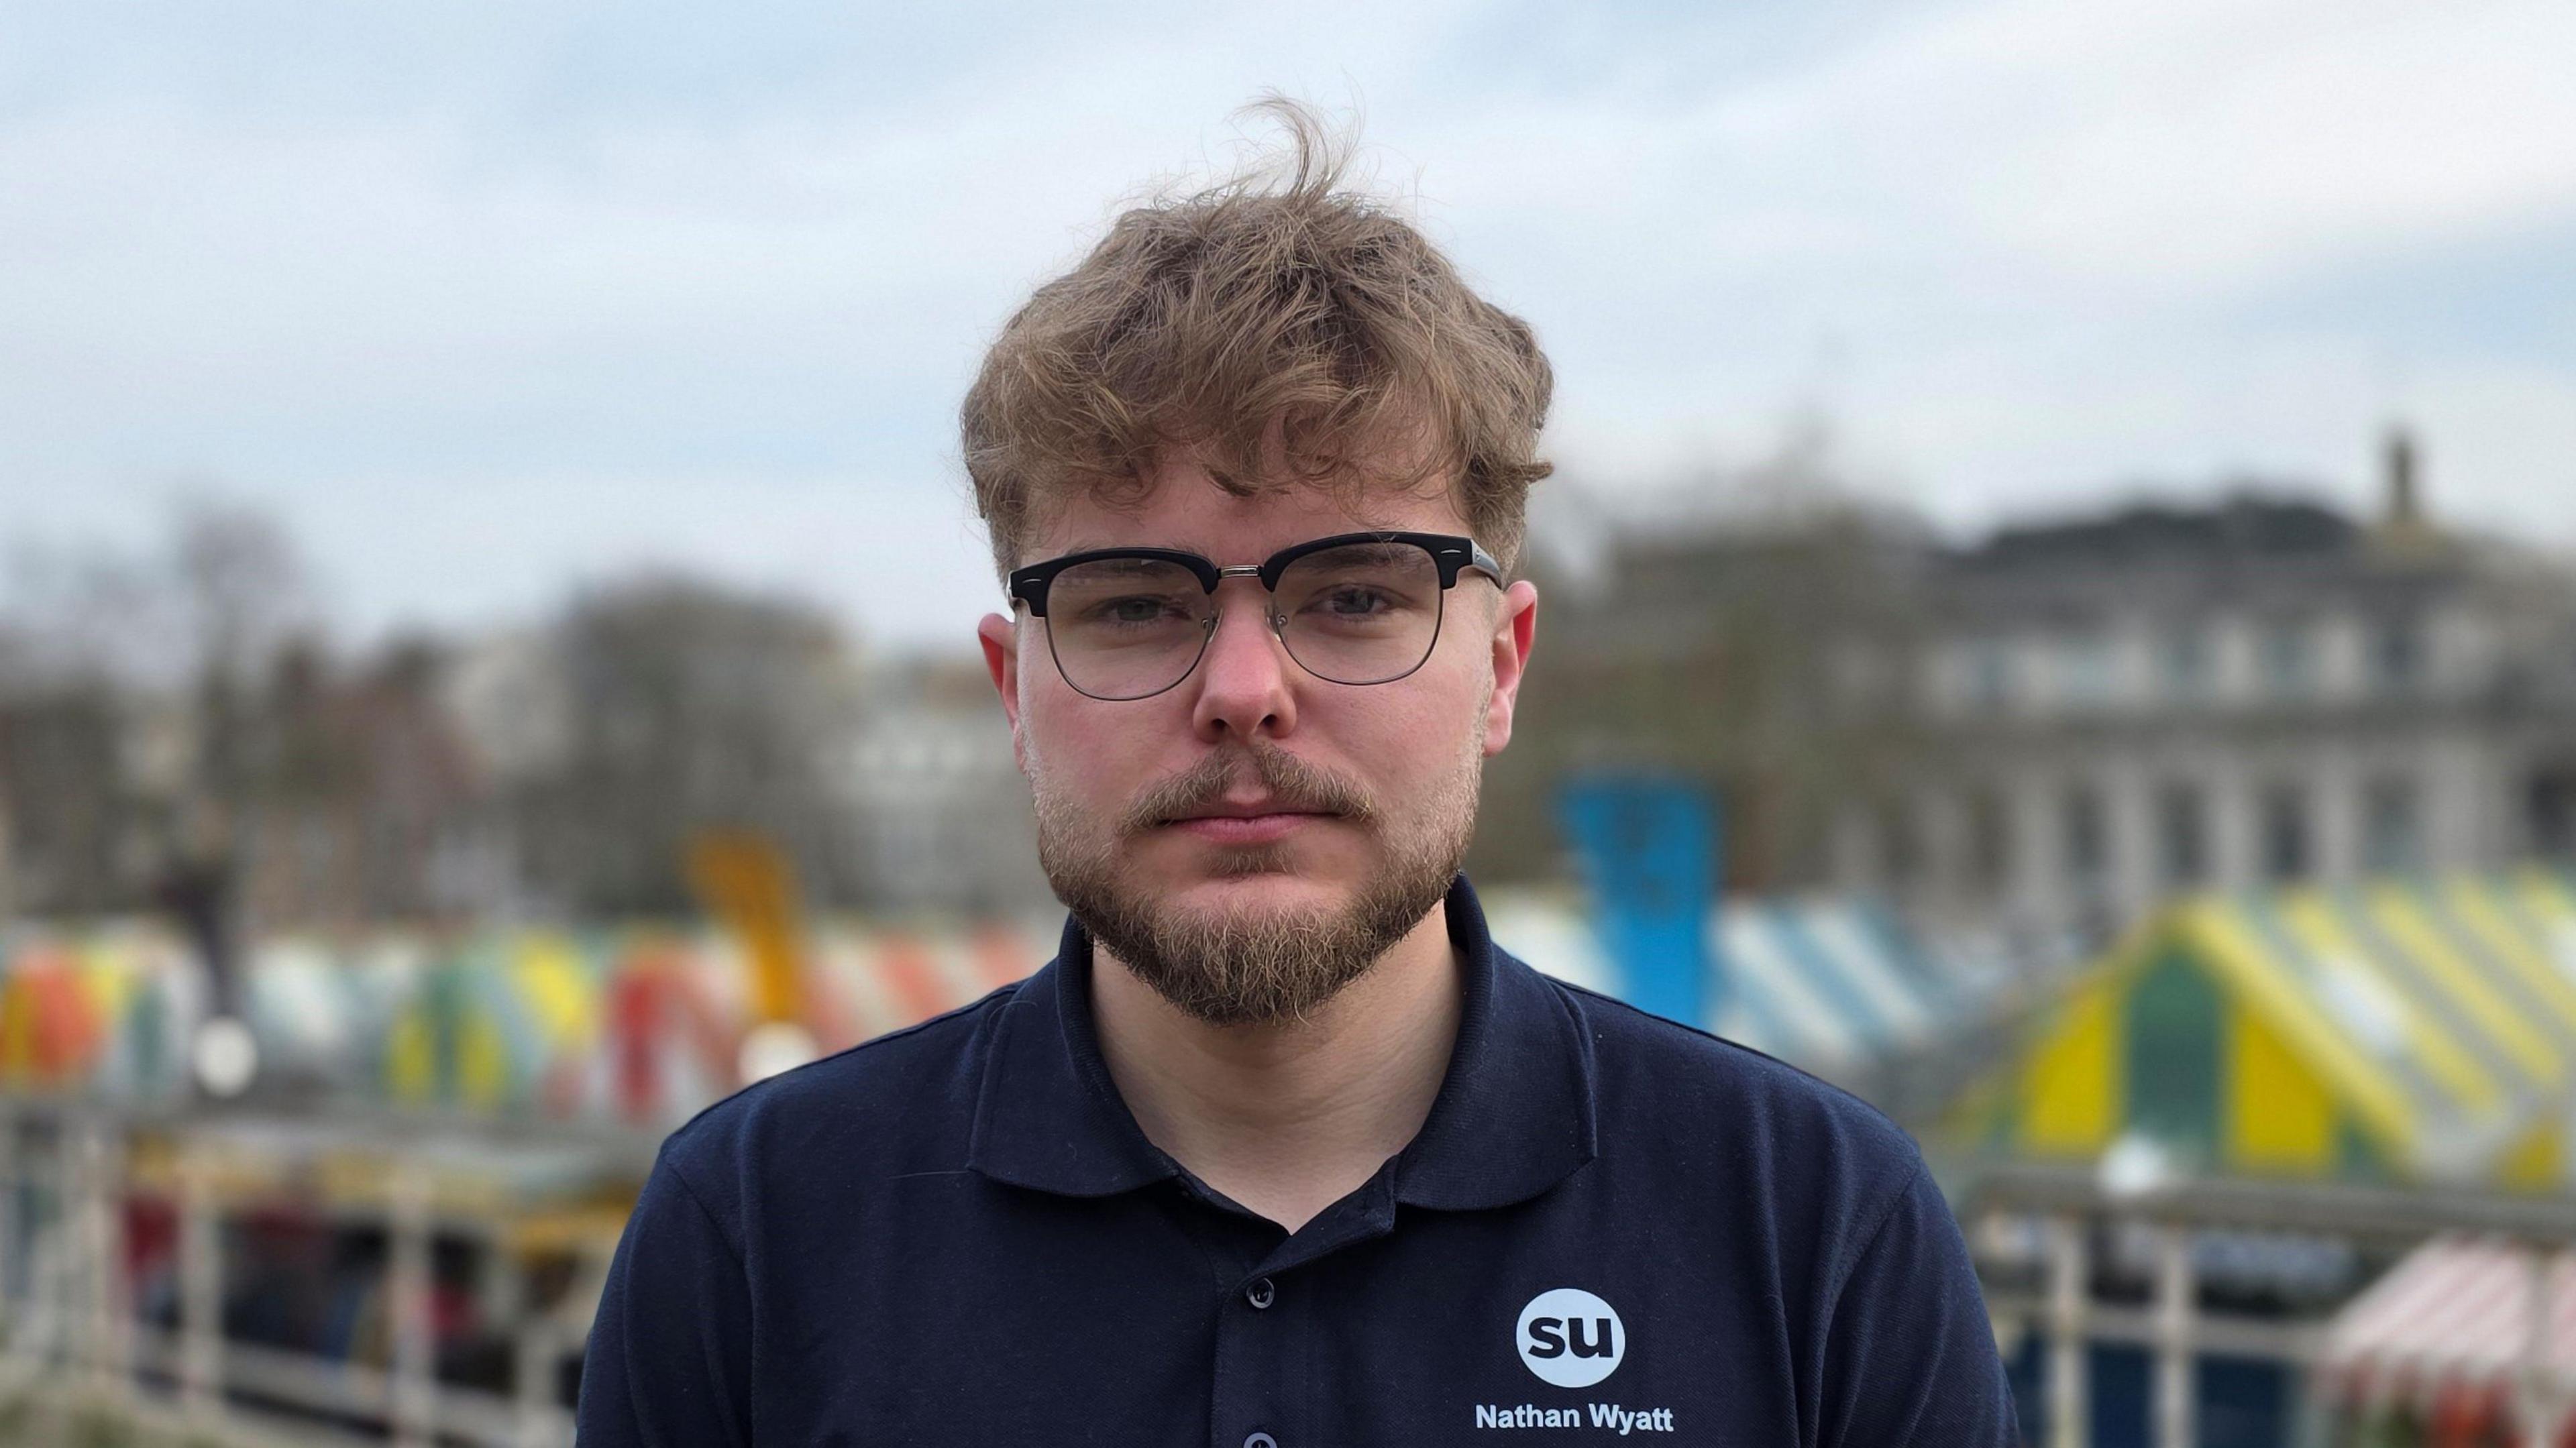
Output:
top-left (1482, 892), bottom-right (1967, 1072)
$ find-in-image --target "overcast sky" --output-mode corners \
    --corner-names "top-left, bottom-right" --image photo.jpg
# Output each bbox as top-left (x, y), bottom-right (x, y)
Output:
top-left (5, 0), bottom-right (2572, 651)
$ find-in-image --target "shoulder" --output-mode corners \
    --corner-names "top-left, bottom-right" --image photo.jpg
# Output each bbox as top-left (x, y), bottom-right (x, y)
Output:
top-left (646, 981), bottom-right (1019, 1225)
top-left (1515, 952), bottom-right (1929, 1227)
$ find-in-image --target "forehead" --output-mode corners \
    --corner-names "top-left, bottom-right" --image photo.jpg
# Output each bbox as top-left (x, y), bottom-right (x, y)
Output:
top-left (1030, 463), bottom-right (1472, 563)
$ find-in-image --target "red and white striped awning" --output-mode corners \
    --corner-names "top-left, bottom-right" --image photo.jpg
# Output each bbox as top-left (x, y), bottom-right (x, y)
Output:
top-left (2326, 1234), bottom-right (2576, 1384)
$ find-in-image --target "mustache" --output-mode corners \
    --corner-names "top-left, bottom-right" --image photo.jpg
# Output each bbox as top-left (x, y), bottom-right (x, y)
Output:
top-left (1124, 744), bottom-right (1377, 832)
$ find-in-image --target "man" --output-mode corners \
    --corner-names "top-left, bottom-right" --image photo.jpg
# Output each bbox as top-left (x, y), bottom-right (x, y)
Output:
top-left (578, 105), bottom-right (2017, 1445)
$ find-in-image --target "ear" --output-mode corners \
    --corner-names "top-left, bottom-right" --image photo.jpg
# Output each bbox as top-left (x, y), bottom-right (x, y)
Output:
top-left (976, 612), bottom-right (1028, 771)
top-left (1482, 580), bottom-right (1539, 757)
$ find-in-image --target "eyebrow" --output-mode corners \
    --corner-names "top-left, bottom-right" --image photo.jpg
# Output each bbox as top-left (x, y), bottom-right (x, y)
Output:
top-left (1291, 543), bottom-right (1415, 568)
top-left (1055, 539), bottom-right (1208, 557)
top-left (1044, 545), bottom-right (1230, 573)
top-left (1044, 534), bottom-right (1419, 562)
top-left (1057, 556), bottom-right (1196, 580)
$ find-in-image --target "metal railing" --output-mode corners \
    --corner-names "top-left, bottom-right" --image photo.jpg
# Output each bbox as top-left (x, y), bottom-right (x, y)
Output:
top-left (1964, 1161), bottom-right (2576, 1448)
top-left (0, 1102), bottom-right (647, 1447)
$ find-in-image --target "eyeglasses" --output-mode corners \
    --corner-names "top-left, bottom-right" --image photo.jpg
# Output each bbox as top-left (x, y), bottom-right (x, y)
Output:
top-left (1007, 531), bottom-right (1504, 702)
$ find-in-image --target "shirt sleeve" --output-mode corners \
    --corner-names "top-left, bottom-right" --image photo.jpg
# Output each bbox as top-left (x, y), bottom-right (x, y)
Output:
top-left (1818, 1162), bottom-right (2019, 1447)
top-left (575, 1150), bottom-right (756, 1447)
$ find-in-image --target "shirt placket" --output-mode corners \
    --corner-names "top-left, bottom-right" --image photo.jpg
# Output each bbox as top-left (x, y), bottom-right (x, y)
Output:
top-left (1205, 1173), bottom-right (1399, 1448)
top-left (1210, 1262), bottom-right (1303, 1448)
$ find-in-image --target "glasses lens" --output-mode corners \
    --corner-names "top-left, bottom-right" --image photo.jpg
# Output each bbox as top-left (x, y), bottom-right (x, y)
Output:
top-left (1274, 541), bottom-right (1444, 685)
top-left (1043, 557), bottom-right (1214, 700)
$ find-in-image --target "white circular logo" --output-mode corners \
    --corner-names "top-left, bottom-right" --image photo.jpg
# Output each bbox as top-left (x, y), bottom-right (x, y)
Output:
top-left (1515, 1288), bottom-right (1625, 1388)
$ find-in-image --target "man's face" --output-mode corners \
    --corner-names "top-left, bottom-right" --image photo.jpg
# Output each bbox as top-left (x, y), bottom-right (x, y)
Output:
top-left (977, 453), bottom-right (1540, 1025)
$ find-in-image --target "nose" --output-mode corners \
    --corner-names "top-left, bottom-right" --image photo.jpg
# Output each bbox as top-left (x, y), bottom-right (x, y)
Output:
top-left (1188, 579), bottom-right (1299, 742)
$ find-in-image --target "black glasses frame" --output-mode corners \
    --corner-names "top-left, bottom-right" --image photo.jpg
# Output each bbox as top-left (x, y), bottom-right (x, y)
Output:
top-left (1005, 531), bottom-right (1505, 700)
top-left (1008, 531), bottom-right (1501, 616)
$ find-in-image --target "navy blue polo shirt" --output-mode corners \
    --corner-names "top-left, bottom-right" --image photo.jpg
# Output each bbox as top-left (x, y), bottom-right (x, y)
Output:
top-left (577, 877), bottom-right (2015, 1445)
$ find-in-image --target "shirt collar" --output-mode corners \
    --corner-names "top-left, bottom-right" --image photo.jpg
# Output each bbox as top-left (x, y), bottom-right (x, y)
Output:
top-left (964, 875), bottom-right (1601, 1211)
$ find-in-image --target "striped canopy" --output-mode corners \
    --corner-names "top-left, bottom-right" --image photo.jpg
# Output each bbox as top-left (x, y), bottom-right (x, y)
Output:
top-left (1994, 869), bottom-right (2576, 1186)
top-left (1480, 891), bottom-right (1976, 1073)
top-left (2173, 873), bottom-right (2576, 1179)
top-left (2324, 1233), bottom-right (2576, 1392)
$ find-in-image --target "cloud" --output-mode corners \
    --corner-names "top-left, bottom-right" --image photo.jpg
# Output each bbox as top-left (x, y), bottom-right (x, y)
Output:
top-left (3, 0), bottom-right (2572, 651)
top-left (1693, 0), bottom-right (2576, 290)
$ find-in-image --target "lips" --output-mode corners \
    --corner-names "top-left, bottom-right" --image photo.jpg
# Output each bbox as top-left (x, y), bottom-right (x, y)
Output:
top-left (1168, 797), bottom-right (1327, 823)
top-left (1161, 799), bottom-right (1338, 845)
top-left (1124, 748), bottom-right (1374, 841)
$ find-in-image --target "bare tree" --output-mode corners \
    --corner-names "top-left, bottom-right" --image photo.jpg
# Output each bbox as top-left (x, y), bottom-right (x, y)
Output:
top-left (0, 533), bottom-right (179, 918)
top-left (502, 574), bottom-right (865, 917)
top-left (1470, 461), bottom-right (1940, 894)
top-left (0, 497), bottom-right (316, 981)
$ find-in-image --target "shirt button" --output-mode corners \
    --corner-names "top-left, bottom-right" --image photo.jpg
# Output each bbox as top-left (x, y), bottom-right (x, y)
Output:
top-left (1244, 1435), bottom-right (1278, 1448)
top-left (1244, 1277), bottom-right (1275, 1310)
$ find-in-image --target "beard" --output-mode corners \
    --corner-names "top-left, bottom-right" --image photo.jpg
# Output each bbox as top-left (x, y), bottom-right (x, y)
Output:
top-left (1032, 732), bottom-right (1483, 1027)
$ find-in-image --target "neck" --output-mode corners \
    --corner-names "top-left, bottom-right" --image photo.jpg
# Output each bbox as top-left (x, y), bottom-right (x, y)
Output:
top-left (1090, 901), bottom-right (1463, 1234)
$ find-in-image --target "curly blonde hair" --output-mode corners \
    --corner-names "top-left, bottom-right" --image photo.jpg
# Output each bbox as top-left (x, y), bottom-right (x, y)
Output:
top-left (961, 99), bottom-right (1554, 579)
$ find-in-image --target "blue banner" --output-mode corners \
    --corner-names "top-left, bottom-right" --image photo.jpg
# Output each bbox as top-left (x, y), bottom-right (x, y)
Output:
top-left (1558, 777), bottom-right (1719, 1029)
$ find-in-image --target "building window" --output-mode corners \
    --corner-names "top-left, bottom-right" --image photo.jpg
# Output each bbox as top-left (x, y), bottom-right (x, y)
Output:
top-left (2157, 782), bottom-right (2208, 890)
top-left (2059, 630), bottom-right (2116, 708)
top-left (1966, 638), bottom-right (2014, 711)
top-left (2259, 618), bottom-right (2313, 700)
top-left (1877, 799), bottom-right (1922, 891)
top-left (1966, 788), bottom-right (2012, 896)
top-left (2062, 784), bottom-right (2108, 887)
top-left (2163, 622), bottom-right (2212, 702)
top-left (2362, 775), bottom-right (2423, 875)
top-left (2261, 783), bottom-right (2312, 882)
top-left (2371, 614), bottom-right (2424, 695)
top-left (2528, 769), bottom-right (2576, 862)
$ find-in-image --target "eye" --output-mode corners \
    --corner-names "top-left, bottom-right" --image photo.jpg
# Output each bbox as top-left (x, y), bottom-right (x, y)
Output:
top-left (1056, 583), bottom-right (1205, 630)
top-left (1110, 596), bottom-right (1167, 622)
top-left (1085, 594), bottom-right (1189, 625)
top-left (1318, 586), bottom-right (1393, 616)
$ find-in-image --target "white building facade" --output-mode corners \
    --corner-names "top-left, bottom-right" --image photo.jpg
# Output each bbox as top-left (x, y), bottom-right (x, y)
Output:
top-left (1833, 445), bottom-right (2576, 950)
